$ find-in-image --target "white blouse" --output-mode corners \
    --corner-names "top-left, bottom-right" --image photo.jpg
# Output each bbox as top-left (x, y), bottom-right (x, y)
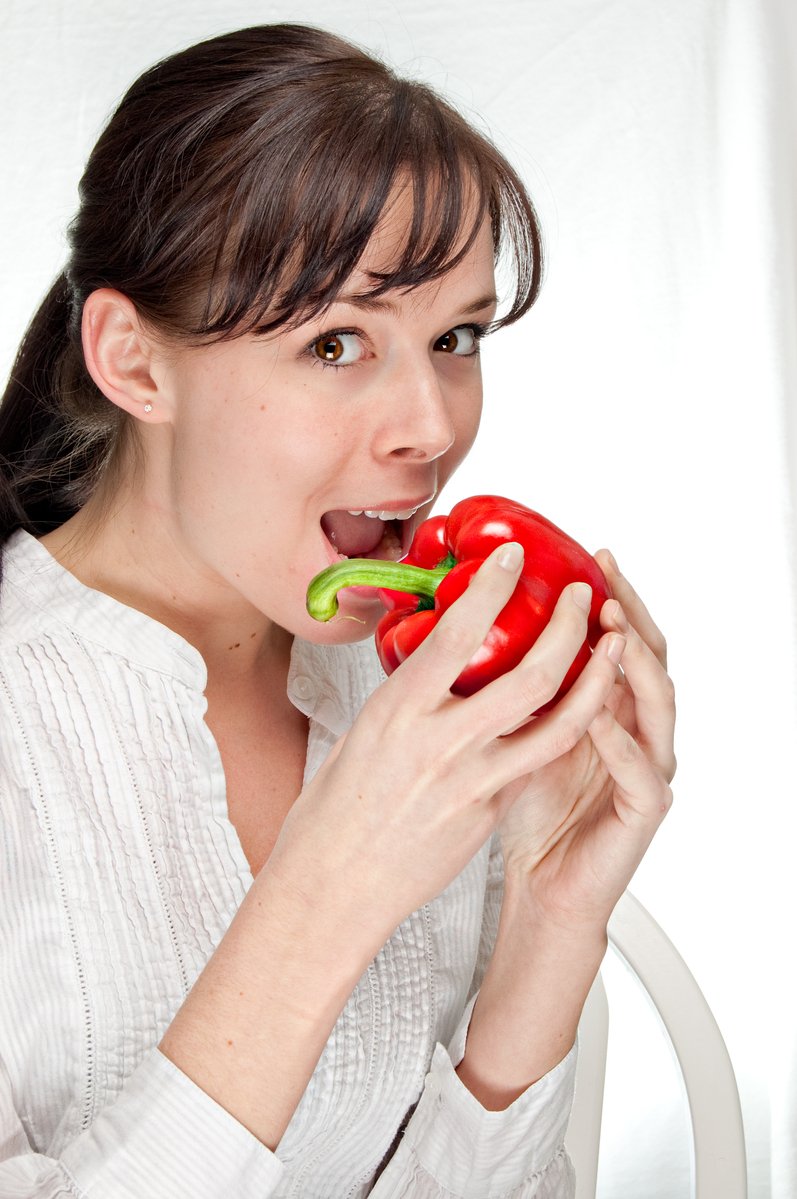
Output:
top-left (0, 530), bottom-right (576, 1198)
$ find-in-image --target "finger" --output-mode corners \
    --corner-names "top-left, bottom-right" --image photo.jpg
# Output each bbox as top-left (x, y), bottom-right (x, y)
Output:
top-left (467, 581), bottom-right (594, 737)
top-left (588, 706), bottom-right (674, 830)
top-left (393, 541), bottom-right (525, 700)
top-left (601, 599), bottom-right (676, 781)
top-left (594, 549), bottom-right (668, 668)
top-left (484, 631), bottom-right (626, 787)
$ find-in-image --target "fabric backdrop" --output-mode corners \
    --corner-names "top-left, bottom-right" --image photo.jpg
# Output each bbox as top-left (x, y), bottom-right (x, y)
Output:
top-left (2, 2), bottom-right (795, 1195)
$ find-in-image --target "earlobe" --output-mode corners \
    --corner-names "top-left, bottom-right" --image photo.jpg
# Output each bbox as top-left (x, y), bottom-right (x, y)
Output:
top-left (81, 289), bottom-right (170, 423)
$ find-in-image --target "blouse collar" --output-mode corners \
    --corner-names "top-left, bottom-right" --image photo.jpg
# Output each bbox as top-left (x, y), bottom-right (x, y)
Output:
top-left (2, 530), bottom-right (381, 735)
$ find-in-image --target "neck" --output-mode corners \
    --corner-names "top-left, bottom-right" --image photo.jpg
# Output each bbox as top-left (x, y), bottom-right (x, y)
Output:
top-left (39, 487), bottom-right (291, 684)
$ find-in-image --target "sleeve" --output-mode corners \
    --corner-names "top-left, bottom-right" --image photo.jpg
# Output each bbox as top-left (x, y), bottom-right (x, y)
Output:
top-left (0, 1048), bottom-right (285, 1199)
top-left (369, 836), bottom-right (577, 1198)
top-left (370, 998), bottom-right (576, 1198)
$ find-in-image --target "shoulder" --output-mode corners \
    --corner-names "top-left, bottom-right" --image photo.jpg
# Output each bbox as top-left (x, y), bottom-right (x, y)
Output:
top-left (0, 530), bottom-right (88, 661)
top-left (0, 533), bottom-right (53, 651)
top-left (0, 529), bottom-right (206, 688)
top-left (0, 532), bottom-right (207, 821)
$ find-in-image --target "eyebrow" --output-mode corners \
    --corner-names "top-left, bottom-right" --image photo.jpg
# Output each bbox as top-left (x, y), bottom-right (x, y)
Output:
top-left (332, 292), bottom-right (499, 319)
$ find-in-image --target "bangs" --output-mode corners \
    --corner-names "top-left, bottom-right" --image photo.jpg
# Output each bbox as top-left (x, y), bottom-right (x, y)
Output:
top-left (191, 64), bottom-right (542, 338)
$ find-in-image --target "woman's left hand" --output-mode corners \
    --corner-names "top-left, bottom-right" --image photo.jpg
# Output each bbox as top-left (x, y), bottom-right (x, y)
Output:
top-left (494, 550), bottom-right (676, 933)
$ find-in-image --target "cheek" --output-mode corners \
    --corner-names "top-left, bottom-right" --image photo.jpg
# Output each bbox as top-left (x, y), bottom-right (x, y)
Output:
top-left (449, 382), bottom-right (483, 462)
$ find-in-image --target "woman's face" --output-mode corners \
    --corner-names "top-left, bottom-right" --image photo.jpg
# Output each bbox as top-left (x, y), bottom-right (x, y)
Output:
top-left (158, 211), bottom-right (497, 643)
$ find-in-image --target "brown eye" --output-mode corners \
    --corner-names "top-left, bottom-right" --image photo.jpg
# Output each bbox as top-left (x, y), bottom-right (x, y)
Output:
top-left (435, 330), bottom-right (459, 353)
top-left (309, 331), bottom-right (362, 366)
top-left (434, 326), bottom-right (479, 356)
top-left (314, 335), bottom-right (345, 361)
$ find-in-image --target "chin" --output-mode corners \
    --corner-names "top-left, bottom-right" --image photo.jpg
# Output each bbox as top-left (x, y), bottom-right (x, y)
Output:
top-left (300, 588), bottom-right (384, 645)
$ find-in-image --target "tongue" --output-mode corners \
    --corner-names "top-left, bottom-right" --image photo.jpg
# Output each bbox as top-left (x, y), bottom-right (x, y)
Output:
top-left (321, 510), bottom-right (386, 557)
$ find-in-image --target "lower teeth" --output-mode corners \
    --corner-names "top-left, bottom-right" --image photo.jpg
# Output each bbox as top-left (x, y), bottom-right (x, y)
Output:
top-left (380, 523), bottom-right (402, 559)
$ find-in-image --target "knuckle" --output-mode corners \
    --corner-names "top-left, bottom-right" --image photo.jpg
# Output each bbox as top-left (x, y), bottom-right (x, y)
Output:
top-left (545, 713), bottom-right (584, 758)
top-left (518, 660), bottom-right (558, 708)
top-left (659, 782), bottom-right (675, 816)
top-left (432, 615), bottom-right (473, 661)
top-left (660, 672), bottom-right (676, 709)
top-left (650, 629), bottom-right (668, 664)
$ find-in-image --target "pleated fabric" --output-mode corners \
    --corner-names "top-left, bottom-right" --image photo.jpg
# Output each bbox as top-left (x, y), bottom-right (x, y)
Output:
top-left (0, 531), bottom-right (575, 1198)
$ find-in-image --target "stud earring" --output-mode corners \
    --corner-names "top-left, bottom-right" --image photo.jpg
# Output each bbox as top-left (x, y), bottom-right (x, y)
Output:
top-left (143, 403), bottom-right (153, 414)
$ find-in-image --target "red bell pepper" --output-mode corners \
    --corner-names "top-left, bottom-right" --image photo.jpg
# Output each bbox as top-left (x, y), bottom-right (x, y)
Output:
top-left (306, 495), bottom-right (611, 706)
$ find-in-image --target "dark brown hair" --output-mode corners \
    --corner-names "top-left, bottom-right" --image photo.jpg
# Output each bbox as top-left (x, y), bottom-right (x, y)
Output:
top-left (0, 23), bottom-right (543, 550)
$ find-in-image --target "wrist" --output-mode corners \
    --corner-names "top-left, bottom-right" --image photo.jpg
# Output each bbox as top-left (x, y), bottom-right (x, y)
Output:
top-left (246, 865), bottom-right (375, 992)
top-left (455, 880), bottom-right (607, 1110)
top-left (500, 864), bottom-right (611, 951)
top-left (264, 815), bottom-right (401, 967)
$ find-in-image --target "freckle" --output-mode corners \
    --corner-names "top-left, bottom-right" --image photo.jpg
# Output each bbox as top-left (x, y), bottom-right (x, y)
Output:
top-left (234, 642), bottom-right (240, 648)
top-left (260, 404), bottom-right (265, 411)
top-left (239, 991), bottom-right (244, 997)
top-left (226, 1039), bottom-right (234, 1047)
top-left (250, 632), bottom-right (256, 638)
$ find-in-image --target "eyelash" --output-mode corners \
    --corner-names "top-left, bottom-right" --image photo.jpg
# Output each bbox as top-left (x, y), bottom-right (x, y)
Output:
top-left (305, 323), bottom-right (490, 371)
top-left (449, 323), bottom-right (488, 352)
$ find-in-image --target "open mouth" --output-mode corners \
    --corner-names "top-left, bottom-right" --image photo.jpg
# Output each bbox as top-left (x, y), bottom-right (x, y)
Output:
top-left (320, 503), bottom-right (428, 562)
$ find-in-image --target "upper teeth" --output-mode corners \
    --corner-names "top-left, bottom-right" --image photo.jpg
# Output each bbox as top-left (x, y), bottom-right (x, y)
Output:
top-left (347, 506), bottom-right (420, 521)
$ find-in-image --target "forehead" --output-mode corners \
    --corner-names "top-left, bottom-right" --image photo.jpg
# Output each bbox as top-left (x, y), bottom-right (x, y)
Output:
top-left (346, 183), bottom-right (497, 299)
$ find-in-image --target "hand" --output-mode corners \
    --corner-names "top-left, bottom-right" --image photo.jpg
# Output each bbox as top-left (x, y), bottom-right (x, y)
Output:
top-left (494, 550), bottom-right (676, 934)
top-left (267, 544), bottom-right (625, 952)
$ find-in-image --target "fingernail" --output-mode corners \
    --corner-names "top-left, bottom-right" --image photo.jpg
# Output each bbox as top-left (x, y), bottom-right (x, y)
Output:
top-left (607, 633), bottom-right (625, 664)
top-left (605, 550), bottom-right (621, 575)
top-left (571, 582), bottom-right (592, 611)
top-left (497, 542), bottom-right (524, 571)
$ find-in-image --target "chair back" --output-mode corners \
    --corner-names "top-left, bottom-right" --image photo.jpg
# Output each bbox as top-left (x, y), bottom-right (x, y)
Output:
top-left (565, 891), bottom-right (747, 1198)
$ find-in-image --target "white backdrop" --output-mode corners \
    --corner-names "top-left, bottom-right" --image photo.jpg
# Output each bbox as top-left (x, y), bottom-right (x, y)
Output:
top-left (2, 2), bottom-right (795, 1196)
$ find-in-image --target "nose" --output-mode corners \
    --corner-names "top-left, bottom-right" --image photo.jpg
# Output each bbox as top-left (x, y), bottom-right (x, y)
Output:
top-left (374, 355), bottom-right (458, 463)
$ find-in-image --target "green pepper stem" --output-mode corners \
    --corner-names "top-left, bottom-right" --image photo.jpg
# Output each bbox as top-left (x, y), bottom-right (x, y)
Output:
top-left (306, 557), bottom-right (452, 621)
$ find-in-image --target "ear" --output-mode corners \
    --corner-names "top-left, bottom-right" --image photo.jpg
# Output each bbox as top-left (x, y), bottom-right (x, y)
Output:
top-left (81, 289), bottom-right (172, 424)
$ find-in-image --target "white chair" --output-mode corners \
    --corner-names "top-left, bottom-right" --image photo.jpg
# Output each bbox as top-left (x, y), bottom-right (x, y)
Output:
top-left (565, 891), bottom-right (747, 1197)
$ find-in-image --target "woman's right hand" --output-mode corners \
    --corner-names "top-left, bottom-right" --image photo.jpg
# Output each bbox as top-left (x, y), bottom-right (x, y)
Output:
top-left (160, 542), bottom-right (624, 1152)
top-left (267, 543), bottom-right (625, 951)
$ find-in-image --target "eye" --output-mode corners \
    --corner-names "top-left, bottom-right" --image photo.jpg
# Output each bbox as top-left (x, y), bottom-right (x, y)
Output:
top-left (309, 330), bottom-right (364, 367)
top-left (433, 325), bottom-right (483, 356)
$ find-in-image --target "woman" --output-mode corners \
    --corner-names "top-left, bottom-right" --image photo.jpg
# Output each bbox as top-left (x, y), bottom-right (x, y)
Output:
top-left (0, 23), bottom-right (675, 1198)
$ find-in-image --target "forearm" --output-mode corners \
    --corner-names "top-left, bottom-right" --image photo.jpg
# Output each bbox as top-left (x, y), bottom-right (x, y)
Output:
top-left (455, 877), bottom-right (607, 1111)
top-left (159, 863), bottom-right (383, 1150)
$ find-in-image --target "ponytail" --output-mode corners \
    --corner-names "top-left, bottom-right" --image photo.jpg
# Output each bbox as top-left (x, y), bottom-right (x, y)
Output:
top-left (0, 273), bottom-right (122, 562)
